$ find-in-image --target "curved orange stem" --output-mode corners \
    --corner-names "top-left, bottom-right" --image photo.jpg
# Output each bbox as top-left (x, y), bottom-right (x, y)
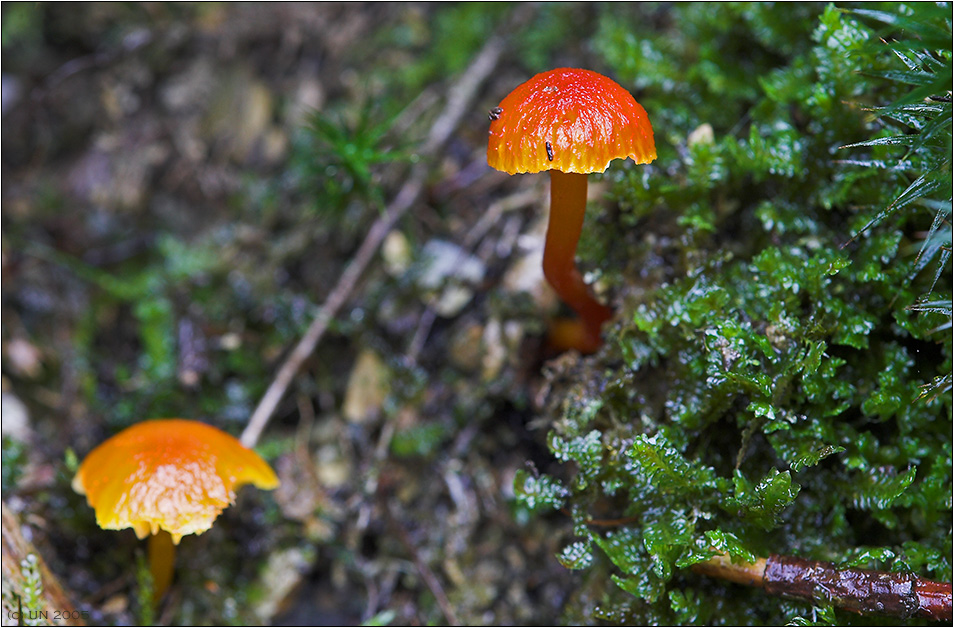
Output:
top-left (543, 170), bottom-right (613, 353)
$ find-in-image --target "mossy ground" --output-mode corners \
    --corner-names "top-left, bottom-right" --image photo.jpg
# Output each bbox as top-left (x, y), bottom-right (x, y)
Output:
top-left (2, 3), bottom-right (950, 626)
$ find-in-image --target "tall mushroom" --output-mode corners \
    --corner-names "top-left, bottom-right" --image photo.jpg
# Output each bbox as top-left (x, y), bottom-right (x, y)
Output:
top-left (488, 68), bottom-right (656, 353)
top-left (72, 418), bottom-right (280, 600)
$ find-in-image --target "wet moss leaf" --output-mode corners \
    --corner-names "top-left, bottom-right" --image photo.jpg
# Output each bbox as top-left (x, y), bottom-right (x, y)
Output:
top-left (599, 527), bottom-right (667, 603)
top-left (860, 343), bottom-right (915, 420)
top-left (593, 527), bottom-right (645, 577)
top-left (726, 469), bottom-right (800, 530)
top-left (674, 527), bottom-right (758, 569)
top-left (849, 465), bottom-right (917, 511)
top-left (703, 529), bottom-right (756, 564)
top-left (668, 588), bottom-right (705, 624)
top-left (627, 433), bottom-right (717, 497)
top-left (549, 430), bottom-right (603, 489)
top-left (787, 605), bottom-right (838, 626)
top-left (789, 444), bottom-right (846, 473)
top-left (642, 511), bottom-right (694, 580)
top-left (612, 572), bottom-right (666, 605)
top-left (513, 469), bottom-right (567, 513)
top-left (557, 540), bottom-right (594, 570)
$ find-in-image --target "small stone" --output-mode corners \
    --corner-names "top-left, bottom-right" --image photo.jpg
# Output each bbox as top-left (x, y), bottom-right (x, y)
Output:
top-left (1, 392), bottom-right (31, 442)
top-left (101, 594), bottom-right (128, 615)
top-left (417, 241), bottom-right (478, 288)
top-left (218, 332), bottom-right (242, 351)
top-left (201, 66), bottom-right (274, 163)
top-left (448, 322), bottom-right (484, 372)
top-left (481, 319), bottom-right (524, 381)
top-left (342, 350), bottom-right (390, 424)
top-left (434, 285), bottom-right (476, 318)
top-left (416, 240), bottom-right (485, 318)
top-left (2, 74), bottom-right (23, 116)
top-left (314, 443), bottom-right (350, 489)
top-left (382, 230), bottom-right (412, 277)
top-left (261, 127), bottom-right (289, 166)
top-left (160, 58), bottom-right (214, 112)
top-left (481, 319), bottom-right (506, 381)
top-left (688, 122), bottom-right (715, 146)
top-left (3, 338), bottom-right (43, 378)
top-left (253, 547), bottom-right (313, 622)
top-left (501, 219), bottom-right (558, 313)
top-left (286, 76), bottom-right (325, 128)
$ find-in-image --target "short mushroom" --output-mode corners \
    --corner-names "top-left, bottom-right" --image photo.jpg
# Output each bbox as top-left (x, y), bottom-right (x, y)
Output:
top-left (487, 68), bottom-right (656, 353)
top-left (72, 418), bottom-right (279, 600)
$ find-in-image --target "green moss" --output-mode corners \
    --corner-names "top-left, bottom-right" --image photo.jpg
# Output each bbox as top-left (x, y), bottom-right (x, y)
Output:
top-left (1, 437), bottom-right (27, 494)
top-left (520, 3), bottom-right (952, 624)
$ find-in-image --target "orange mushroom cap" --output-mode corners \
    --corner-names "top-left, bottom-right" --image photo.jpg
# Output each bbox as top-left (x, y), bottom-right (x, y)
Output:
top-left (72, 419), bottom-right (279, 544)
top-left (487, 68), bottom-right (656, 175)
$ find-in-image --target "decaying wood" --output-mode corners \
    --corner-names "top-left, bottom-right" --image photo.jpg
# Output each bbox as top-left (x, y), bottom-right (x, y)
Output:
top-left (2, 501), bottom-right (85, 626)
top-left (693, 551), bottom-right (953, 622)
top-left (764, 553), bottom-right (952, 622)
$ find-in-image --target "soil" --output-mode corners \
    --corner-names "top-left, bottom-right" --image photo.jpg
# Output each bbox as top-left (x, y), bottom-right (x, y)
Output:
top-left (2, 4), bottom-right (595, 625)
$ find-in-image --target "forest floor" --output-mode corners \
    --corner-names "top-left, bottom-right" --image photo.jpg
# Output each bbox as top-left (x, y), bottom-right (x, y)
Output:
top-left (6, 4), bottom-right (950, 627)
top-left (2, 4), bottom-right (598, 626)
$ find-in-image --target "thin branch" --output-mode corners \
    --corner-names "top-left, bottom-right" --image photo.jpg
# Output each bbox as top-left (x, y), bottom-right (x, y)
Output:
top-left (406, 187), bottom-right (539, 362)
top-left (241, 33), bottom-right (507, 448)
top-left (385, 500), bottom-right (460, 626)
top-left (693, 551), bottom-right (953, 621)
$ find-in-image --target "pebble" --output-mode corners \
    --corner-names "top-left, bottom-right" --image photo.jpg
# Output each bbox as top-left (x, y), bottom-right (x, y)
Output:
top-left (1, 391), bottom-right (32, 442)
top-left (416, 239), bottom-right (486, 318)
top-left (342, 350), bottom-right (390, 424)
top-left (253, 547), bottom-right (314, 622)
top-left (382, 230), bottom-right (412, 277)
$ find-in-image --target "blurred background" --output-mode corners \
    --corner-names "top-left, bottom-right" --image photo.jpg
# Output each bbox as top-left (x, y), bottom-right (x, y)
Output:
top-left (1, 4), bottom-right (598, 624)
top-left (2, 3), bottom-right (950, 626)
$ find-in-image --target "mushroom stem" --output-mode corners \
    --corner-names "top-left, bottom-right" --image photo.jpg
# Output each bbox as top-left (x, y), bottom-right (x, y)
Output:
top-left (148, 530), bottom-right (175, 601)
top-left (543, 170), bottom-right (613, 353)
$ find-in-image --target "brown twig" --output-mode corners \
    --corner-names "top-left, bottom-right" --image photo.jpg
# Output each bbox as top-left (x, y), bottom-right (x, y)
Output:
top-left (384, 500), bottom-right (460, 626)
top-left (406, 187), bottom-right (539, 362)
top-left (240, 31), bottom-right (508, 448)
top-left (568, 506), bottom-right (951, 620)
top-left (693, 551), bottom-right (953, 622)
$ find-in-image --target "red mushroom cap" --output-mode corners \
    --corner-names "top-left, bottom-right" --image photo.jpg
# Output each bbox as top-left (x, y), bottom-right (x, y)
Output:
top-left (487, 68), bottom-right (656, 175)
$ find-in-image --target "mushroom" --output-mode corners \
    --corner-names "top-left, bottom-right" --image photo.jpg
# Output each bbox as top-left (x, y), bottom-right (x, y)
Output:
top-left (487, 68), bottom-right (656, 353)
top-left (72, 418), bottom-right (279, 600)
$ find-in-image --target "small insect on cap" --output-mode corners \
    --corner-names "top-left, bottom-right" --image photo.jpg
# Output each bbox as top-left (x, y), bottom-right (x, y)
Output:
top-left (72, 419), bottom-right (279, 544)
top-left (487, 68), bottom-right (656, 176)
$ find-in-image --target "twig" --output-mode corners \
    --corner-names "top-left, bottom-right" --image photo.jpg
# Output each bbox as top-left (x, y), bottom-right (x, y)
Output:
top-left (241, 33), bottom-right (507, 448)
top-left (693, 551), bottom-right (953, 621)
top-left (385, 499), bottom-right (460, 626)
top-left (570, 507), bottom-right (952, 620)
top-left (406, 187), bottom-right (539, 362)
